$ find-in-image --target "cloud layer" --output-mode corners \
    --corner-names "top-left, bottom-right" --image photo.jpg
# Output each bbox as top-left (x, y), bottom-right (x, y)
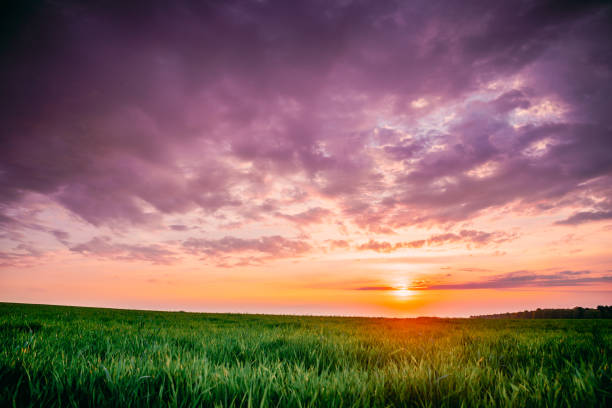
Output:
top-left (419, 270), bottom-right (612, 290)
top-left (1, 0), bottom-right (611, 281)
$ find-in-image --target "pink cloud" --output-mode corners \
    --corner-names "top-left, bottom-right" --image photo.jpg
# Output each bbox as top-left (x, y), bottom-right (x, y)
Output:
top-left (70, 236), bottom-right (178, 265)
top-left (356, 230), bottom-right (515, 253)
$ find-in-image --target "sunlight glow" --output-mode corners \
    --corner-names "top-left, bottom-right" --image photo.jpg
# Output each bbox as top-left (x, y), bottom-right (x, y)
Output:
top-left (394, 287), bottom-right (413, 299)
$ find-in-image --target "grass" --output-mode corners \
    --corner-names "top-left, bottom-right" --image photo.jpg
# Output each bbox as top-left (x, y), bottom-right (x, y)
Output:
top-left (1, 303), bottom-right (610, 407)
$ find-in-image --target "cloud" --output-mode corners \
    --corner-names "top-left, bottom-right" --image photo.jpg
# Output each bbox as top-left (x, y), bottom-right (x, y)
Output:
top-left (0, 244), bottom-right (45, 268)
top-left (50, 229), bottom-right (70, 245)
top-left (276, 207), bottom-right (332, 225)
top-left (357, 239), bottom-right (425, 253)
top-left (0, 0), bottom-right (609, 228)
top-left (182, 235), bottom-right (311, 258)
top-left (181, 234), bottom-right (312, 267)
top-left (356, 229), bottom-right (515, 252)
top-left (556, 210), bottom-right (612, 225)
top-left (417, 270), bottom-right (612, 290)
top-left (169, 224), bottom-right (190, 231)
top-left (490, 90), bottom-right (531, 113)
top-left (327, 239), bottom-right (350, 250)
top-left (70, 236), bottom-right (178, 265)
top-left (355, 286), bottom-right (395, 291)
top-left (0, 212), bottom-right (71, 248)
top-left (0, 0), bottom-right (611, 265)
top-left (429, 230), bottom-right (516, 246)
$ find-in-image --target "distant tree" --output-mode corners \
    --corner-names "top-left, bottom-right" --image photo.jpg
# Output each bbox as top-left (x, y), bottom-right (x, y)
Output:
top-left (470, 305), bottom-right (612, 319)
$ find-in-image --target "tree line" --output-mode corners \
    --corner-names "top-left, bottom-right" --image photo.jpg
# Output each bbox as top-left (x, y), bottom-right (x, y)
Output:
top-left (471, 305), bottom-right (612, 319)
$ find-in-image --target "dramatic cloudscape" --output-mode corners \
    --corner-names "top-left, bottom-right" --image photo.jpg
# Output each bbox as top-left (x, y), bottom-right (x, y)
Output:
top-left (1, 0), bottom-right (611, 316)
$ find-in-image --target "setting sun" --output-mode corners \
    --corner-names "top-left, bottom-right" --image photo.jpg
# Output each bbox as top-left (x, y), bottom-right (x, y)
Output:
top-left (393, 287), bottom-right (413, 299)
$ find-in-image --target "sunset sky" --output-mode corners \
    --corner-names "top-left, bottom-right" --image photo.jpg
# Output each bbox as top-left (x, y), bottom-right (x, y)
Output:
top-left (1, 0), bottom-right (611, 317)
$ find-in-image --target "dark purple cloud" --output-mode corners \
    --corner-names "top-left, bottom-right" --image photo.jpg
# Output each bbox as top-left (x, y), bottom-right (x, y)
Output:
top-left (1, 0), bottom-right (611, 259)
top-left (556, 210), bottom-right (612, 226)
top-left (169, 224), bottom-right (190, 231)
top-left (50, 229), bottom-right (70, 245)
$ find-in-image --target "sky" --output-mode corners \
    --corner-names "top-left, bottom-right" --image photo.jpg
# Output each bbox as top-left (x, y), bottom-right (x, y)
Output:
top-left (1, 0), bottom-right (611, 317)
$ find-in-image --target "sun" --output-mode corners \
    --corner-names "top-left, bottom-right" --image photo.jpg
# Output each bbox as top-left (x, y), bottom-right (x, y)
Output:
top-left (394, 286), bottom-right (413, 298)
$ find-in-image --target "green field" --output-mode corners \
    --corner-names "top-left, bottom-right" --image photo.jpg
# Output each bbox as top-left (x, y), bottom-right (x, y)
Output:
top-left (1, 303), bottom-right (610, 407)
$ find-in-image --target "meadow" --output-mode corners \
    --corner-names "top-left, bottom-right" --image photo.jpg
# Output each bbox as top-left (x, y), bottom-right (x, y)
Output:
top-left (1, 302), bottom-right (610, 407)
